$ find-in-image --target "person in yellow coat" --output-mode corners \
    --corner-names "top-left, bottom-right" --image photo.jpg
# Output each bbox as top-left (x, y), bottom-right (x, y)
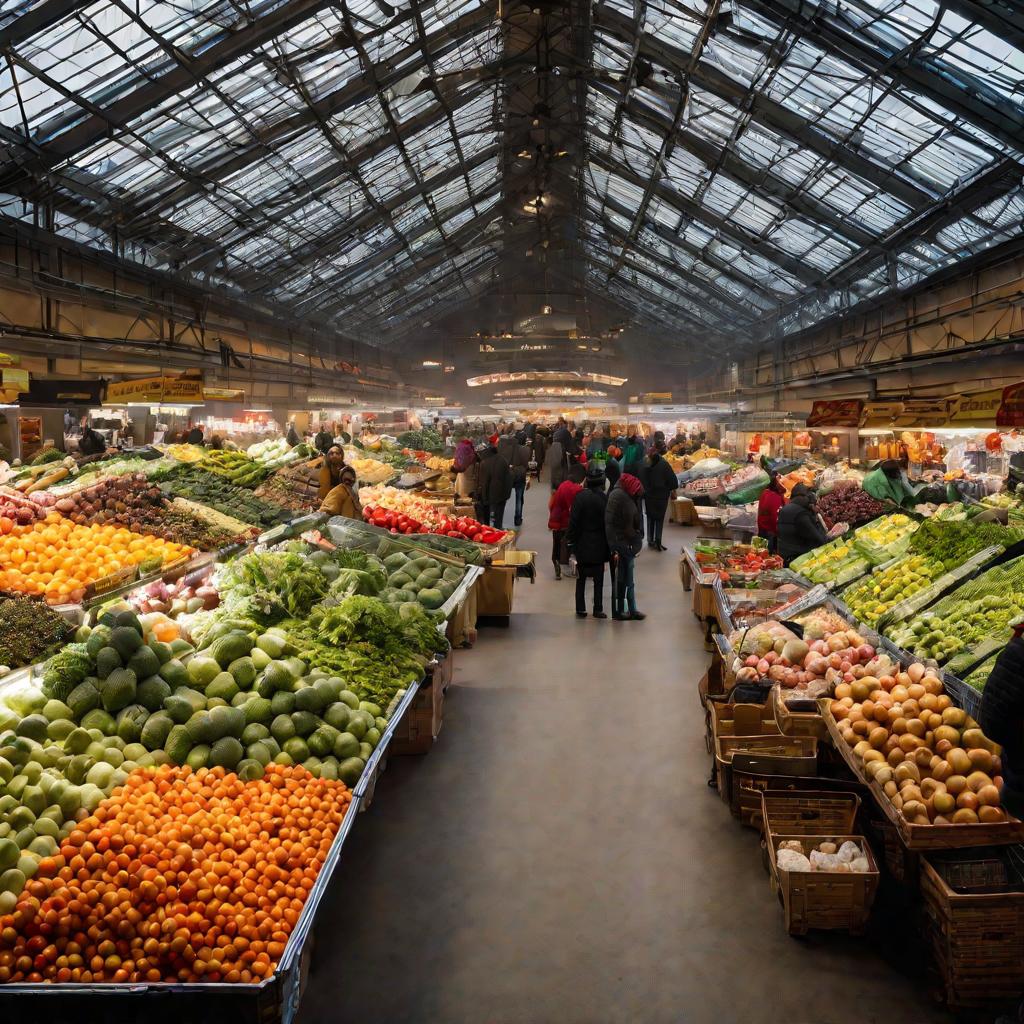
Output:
top-left (320, 465), bottom-right (362, 520)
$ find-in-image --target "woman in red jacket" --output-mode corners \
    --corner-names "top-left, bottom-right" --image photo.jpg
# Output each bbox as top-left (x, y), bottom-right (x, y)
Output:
top-left (756, 471), bottom-right (786, 554)
top-left (548, 463), bottom-right (585, 579)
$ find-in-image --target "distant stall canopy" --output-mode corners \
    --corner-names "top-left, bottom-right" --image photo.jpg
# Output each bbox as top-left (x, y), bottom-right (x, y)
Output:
top-left (0, 0), bottom-right (1022, 350)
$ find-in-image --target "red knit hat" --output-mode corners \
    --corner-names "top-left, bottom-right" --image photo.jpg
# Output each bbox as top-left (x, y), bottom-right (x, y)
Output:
top-left (619, 473), bottom-right (643, 497)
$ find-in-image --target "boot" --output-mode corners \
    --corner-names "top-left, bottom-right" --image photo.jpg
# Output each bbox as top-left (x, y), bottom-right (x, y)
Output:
top-left (553, 560), bottom-right (561, 580)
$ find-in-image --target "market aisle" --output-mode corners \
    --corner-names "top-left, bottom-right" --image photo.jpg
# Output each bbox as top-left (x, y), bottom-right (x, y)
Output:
top-left (299, 482), bottom-right (950, 1024)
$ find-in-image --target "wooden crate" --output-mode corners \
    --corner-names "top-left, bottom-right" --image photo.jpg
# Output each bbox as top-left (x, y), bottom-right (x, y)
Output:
top-left (735, 772), bottom-right (864, 832)
top-left (920, 847), bottom-right (1024, 1009)
top-left (706, 699), bottom-right (776, 754)
top-left (715, 735), bottom-right (817, 811)
top-left (390, 672), bottom-right (445, 756)
top-left (760, 789), bottom-right (860, 838)
top-left (766, 833), bottom-right (879, 935)
top-left (772, 685), bottom-right (827, 740)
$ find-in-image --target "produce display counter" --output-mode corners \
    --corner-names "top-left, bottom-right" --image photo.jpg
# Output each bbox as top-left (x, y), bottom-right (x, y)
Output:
top-left (697, 516), bottom-right (1024, 1010)
top-left (0, 438), bottom-right (507, 1019)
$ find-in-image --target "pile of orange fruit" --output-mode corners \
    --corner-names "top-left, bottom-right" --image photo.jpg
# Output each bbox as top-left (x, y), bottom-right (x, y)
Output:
top-left (0, 513), bottom-right (192, 604)
top-left (0, 764), bottom-right (352, 984)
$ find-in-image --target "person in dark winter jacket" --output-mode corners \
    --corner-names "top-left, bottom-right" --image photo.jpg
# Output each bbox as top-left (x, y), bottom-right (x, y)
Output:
top-left (313, 427), bottom-right (334, 454)
top-left (640, 449), bottom-right (678, 551)
top-left (979, 626), bottom-right (1024, 820)
top-left (531, 431), bottom-right (546, 480)
top-left (605, 473), bottom-right (645, 620)
top-left (776, 483), bottom-right (829, 565)
top-left (567, 462), bottom-right (611, 618)
top-left (497, 429), bottom-right (531, 527)
top-left (604, 455), bottom-right (620, 490)
top-left (476, 444), bottom-right (513, 528)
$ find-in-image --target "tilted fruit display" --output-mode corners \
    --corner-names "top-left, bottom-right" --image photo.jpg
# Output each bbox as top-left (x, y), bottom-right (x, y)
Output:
top-left (842, 519), bottom-right (1024, 628)
top-left (346, 457), bottom-right (397, 485)
top-left (0, 763), bottom-right (351, 983)
top-left (157, 466), bottom-right (289, 527)
top-left (829, 656), bottom-right (1011, 826)
top-left (842, 553), bottom-right (944, 628)
top-left (729, 611), bottom-right (875, 699)
top-left (790, 513), bottom-right (918, 584)
top-left (254, 458), bottom-right (323, 511)
top-left (815, 483), bottom-right (887, 528)
top-left (0, 515), bottom-right (193, 604)
top-left (889, 556), bottom-right (1024, 664)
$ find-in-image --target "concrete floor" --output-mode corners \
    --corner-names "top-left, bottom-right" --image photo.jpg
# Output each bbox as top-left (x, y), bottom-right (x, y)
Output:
top-left (298, 481), bottom-right (951, 1024)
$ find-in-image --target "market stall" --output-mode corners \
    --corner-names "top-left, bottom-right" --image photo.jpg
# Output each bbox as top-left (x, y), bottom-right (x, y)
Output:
top-left (698, 493), bottom-right (1024, 1009)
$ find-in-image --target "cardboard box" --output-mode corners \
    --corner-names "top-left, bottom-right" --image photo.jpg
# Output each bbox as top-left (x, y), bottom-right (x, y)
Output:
top-left (476, 564), bottom-right (516, 616)
top-left (446, 583), bottom-right (478, 647)
top-left (671, 497), bottom-right (698, 525)
top-left (391, 663), bottom-right (447, 755)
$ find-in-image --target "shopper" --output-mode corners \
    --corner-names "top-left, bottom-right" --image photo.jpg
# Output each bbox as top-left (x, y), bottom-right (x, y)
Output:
top-left (186, 423), bottom-right (204, 445)
top-left (605, 472), bottom-right (645, 620)
top-left (313, 425), bottom-right (333, 454)
top-left (548, 463), bottom-right (585, 580)
top-left (78, 422), bottom-right (107, 456)
top-left (320, 465), bottom-right (361, 520)
top-left (641, 447), bottom-right (677, 551)
top-left (756, 471), bottom-right (786, 554)
top-left (776, 483), bottom-right (829, 565)
top-left (531, 429), bottom-right (547, 481)
top-left (286, 421), bottom-right (301, 447)
top-left (567, 462), bottom-right (611, 618)
top-left (477, 443), bottom-right (512, 528)
top-left (319, 445), bottom-right (348, 501)
top-left (978, 625), bottom-right (1024, 820)
top-left (208, 433), bottom-right (224, 450)
top-left (622, 434), bottom-right (644, 476)
top-left (548, 439), bottom-right (566, 491)
top-left (553, 417), bottom-right (572, 452)
top-left (497, 428), bottom-right (530, 528)
top-left (604, 447), bottom-right (621, 490)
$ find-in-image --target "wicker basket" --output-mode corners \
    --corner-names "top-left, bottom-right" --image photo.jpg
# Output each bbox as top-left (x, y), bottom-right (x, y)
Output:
top-left (734, 772), bottom-right (863, 832)
top-left (761, 789), bottom-right (860, 838)
top-left (772, 684), bottom-right (827, 739)
top-left (716, 735), bottom-right (817, 813)
top-left (920, 846), bottom-right (1024, 1008)
top-left (767, 833), bottom-right (879, 935)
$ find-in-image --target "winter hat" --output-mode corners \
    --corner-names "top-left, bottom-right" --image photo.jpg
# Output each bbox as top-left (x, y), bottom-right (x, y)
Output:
top-left (619, 473), bottom-right (644, 498)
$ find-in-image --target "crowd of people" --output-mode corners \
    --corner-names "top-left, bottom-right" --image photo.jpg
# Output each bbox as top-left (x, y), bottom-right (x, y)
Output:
top-left (446, 417), bottom-right (696, 621)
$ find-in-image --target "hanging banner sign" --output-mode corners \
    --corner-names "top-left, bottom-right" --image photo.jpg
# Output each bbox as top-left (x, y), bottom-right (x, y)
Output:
top-left (806, 399), bottom-right (863, 428)
top-left (106, 376), bottom-right (204, 404)
top-left (203, 387), bottom-right (245, 402)
top-left (859, 401), bottom-right (903, 429)
top-left (947, 387), bottom-right (1004, 425)
top-left (997, 382), bottom-right (1024, 428)
top-left (892, 398), bottom-right (952, 428)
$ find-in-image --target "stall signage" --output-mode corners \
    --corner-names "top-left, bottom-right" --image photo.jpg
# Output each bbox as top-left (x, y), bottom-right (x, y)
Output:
top-left (203, 387), bottom-right (245, 401)
top-left (2, 369), bottom-right (29, 394)
top-left (997, 382), bottom-right (1024, 428)
top-left (106, 375), bottom-right (204, 404)
top-left (0, 352), bottom-right (19, 368)
top-left (859, 401), bottom-right (903, 428)
top-left (806, 399), bottom-right (863, 427)
top-left (892, 398), bottom-right (952, 428)
top-left (948, 387), bottom-right (1004, 424)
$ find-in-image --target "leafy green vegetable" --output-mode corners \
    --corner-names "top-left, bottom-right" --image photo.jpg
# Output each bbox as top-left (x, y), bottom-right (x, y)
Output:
top-left (0, 597), bottom-right (74, 668)
top-left (42, 643), bottom-right (93, 702)
top-left (217, 551), bottom-right (330, 623)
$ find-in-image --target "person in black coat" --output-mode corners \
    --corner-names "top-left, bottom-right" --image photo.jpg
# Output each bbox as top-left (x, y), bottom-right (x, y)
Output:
top-left (476, 445), bottom-right (513, 528)
top-left (640, 449), bottom-right (678, 551)
top-left (979, 626), bottom-right (1024, 820)
top-left (604, 456), bottom-right (620, 490)
top-left (776, 483), bottom-right (829, 565)
top-left (566, 463), bottom-right (611, 618)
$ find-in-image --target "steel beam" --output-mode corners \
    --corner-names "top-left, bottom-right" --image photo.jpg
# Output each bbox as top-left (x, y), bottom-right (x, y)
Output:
top-left (744, 0), bottom-right (1024, 155)
top-left (591, 4), bottom-right (937, 209)
top-left (0, 0), bottom-right (92, 47)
